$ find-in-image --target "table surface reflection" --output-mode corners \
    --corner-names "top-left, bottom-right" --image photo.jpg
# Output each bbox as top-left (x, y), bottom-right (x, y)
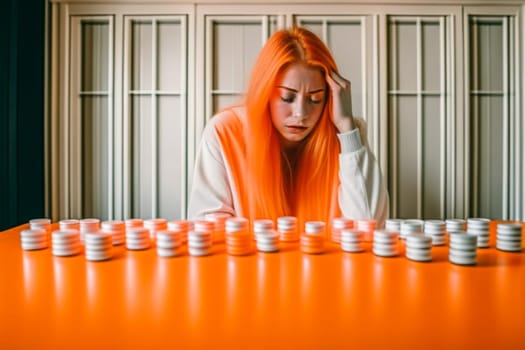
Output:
top-left (1, 222), bottom-right (524, 349)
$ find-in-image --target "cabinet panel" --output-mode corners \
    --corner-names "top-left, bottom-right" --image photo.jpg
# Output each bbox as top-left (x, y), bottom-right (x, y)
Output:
top-left (158, 21), bottom-right (183, 91)
top-left (131, 95), bottom-right (153, 219)
top-left (389, 95), bottom-right (418, 218)
top-left (422, 96), bottom-right (442, 218)
top-left (81, 96), bottom-right (109, 218)
top-left (131, 21), bottom-right (153, 91)
top-left (158, 96), bottom-right (184, 219)
top-left (388, 16), bottom-right (448, 219)
top-left (467, 15), bottom-right (515, 219)
top-left (126, 16), bottom-right (187, 220)
top-left (72, 17), bottom-right (113, 219)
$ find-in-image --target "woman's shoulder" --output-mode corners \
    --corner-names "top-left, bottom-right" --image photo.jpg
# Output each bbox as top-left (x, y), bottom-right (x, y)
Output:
top-left (206, 106), bottom-right (246, 134)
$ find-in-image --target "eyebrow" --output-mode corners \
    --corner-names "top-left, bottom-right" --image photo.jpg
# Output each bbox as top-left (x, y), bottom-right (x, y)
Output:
top-left (277, 86), bottom-right (326, 94)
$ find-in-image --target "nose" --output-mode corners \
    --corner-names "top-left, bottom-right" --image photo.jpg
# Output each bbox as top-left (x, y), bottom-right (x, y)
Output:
top-left (293, 99), bottom-right (307, 119)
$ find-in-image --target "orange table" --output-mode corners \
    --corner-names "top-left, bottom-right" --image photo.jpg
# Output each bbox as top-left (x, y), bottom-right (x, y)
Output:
top-left (1, 222), bottom-right (524, 349)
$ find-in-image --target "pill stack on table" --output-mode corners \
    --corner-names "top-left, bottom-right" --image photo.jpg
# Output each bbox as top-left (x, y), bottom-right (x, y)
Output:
top-left (167, 220), bottom-right (191, 245)
top-left (331, 217), bottom-right (353, 243)
top-left (424, 220), bottom-right (446, 246)
top-left (277, 216), bottom-right (299, 242)
top-left (385, 218), bottom-right (402, 233)
top-left (156, 229), bottom-right (185, 257)
top-left (126, 227), bottom-right (151, 250)
top-left (59, 219), bottom-right (80, 231)
top-left (467, 218), bottom-right (490, 248)
top-left (125, 218), bottom-right (143, 231)
top-left (225, 217), bottom-right (253, 256)
top-left (448, 232), bottom-right (477, 265)
top-left (188, 221), bottom-right (214, 256)
top-left (204, 213), bottom-right (229, 243)
top-left (300, 221), bottom-right (326, 254)
top-left (101, 220), bottom-right (126, 246)
top-left (20, 228), bottom-right (49, 251)
top-left (340, 229), bottom-right (365, 253)
top-left (84, 232), bottom-right (113, 261)
top-left (355, 219), bottom-right (376, 242)
top-left (253, 219), bottom-right (279, 253)
top-left (373, 230), bottom-right (399, 257)
top-left (405, 233), bottom-right (432, 262)
top-left (52, 229), bottom-right (82, 257)
top-left (144, 218), bottom-right (168, 242)
top-left (400, 220), bottom-right (423, 240)
top-left (79, 218), bottom-right (100, 244)
top-left (446, 219), bottom-right (466, 234)
top-left (29, 218), bottom-right (52, 237)
top-left (496, 223), bottom-right (523, 252)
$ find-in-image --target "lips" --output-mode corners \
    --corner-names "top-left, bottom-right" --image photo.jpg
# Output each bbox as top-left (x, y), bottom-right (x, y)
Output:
top-left (285, 125), bottom-right (308, 133)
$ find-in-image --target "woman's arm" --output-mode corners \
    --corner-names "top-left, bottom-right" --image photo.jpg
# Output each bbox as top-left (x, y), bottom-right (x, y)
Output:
top-left (337, 121), bottom-right (389, 227)
top-left (326, 70), bottom-right (389, 226)
top-left (187, 120), bottom-right (236, 220)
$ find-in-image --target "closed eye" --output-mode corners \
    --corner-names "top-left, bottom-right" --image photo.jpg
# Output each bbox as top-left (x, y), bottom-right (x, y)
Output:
top-left (281, 95), bottom-right (295, 103)
top-left (310, 92), bottom-right (326, 104)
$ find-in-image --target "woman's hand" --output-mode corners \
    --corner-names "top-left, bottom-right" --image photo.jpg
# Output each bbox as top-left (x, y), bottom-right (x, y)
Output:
top-left (326, 71), bottom-right (355, 133)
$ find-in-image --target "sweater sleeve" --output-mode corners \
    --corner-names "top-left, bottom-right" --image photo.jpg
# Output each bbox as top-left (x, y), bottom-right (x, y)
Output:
top-left (187, 121), bottom-right (236, 220)
top-left (336, 120), bottom-right (389, 227)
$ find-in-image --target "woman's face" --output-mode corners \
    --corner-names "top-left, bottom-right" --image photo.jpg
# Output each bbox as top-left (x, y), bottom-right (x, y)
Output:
top-left (269, 63), bottom-right (327, 147)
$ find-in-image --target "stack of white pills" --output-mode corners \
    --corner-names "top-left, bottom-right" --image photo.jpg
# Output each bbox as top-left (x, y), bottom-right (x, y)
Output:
top-left (79, 218), bottom-right (100, 243)
top-left (52, 229), bottom-right (82, 256)
top-left (29, 218), bottom-right (51, 237)
top-left (446, 219), bottom-right (466, 234)
top-left (144, 218), bottom-right (168, 241)
top-left (331, 217), bottom-right (353, 243)
top-left (57, 219), bottom-right (81, 255)
top-left (125, 218), bottom-right (143, 231)
top-left (448, 232), bottom-right (477, 265)
top-left (496, 223), bottom-right (523, 252)
top-left (253, 219), bottom-right (279, 253)
top-left (467, 218), bottom-right (490, 248)
top-left (156, 230), bottom-right (185, 257)
top-left (385, 219), bottom-right (403, 233)
top-left (167, 220), bottom-right (191, 244)
top-left (126, 227), bottom-right (151, 250)
top-left (225, 217), bottom-right (253, 256)
top-left (405, 233), bottom-right (432, 262)
top-left (59, 219), bottom-right (80, 231)
top-left (277, 216), bottom-right (299, 242)
top-left (84, 232), bottom-right (113, 261)
top-left (300, 221), bottom-right (326, 254)
top-left (355, 219), bottom-right (376, 242)
top-left (20, 228), bottom-right (49, 250)
top-left (424, 220), bottom-right (447, 246)
top-left (373, 230), bottom-right (399, 257)
top-left (400, 220), bottom-right (423, 239)
top-left (188, 221), bottom-right (214, 256)
top-left (101, 220), bottom-right (126, 245)
top-left (340, 229), bottom-right (365, 253)
top-left (204, 213), bottom-right (229, 243)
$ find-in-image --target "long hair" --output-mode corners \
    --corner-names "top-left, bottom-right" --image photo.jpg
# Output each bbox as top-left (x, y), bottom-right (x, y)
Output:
top-left (244, 27), bottom-right (341, 225)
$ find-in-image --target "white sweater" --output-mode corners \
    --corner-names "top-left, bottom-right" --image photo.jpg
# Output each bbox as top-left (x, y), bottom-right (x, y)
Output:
top-left (188, 107), bottom-right (389, 227)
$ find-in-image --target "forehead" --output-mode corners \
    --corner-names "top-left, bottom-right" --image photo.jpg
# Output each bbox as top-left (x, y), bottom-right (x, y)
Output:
top-left (276, 63), bottom-right (325, 89)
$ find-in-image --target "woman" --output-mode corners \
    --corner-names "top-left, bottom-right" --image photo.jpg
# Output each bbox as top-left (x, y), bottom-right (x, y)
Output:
top-left (188, 26), bottom-right (388, 228)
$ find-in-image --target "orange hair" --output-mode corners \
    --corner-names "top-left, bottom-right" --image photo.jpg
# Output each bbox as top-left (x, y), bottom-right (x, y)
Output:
top-left (244, 27), bottom-right (341, 226)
